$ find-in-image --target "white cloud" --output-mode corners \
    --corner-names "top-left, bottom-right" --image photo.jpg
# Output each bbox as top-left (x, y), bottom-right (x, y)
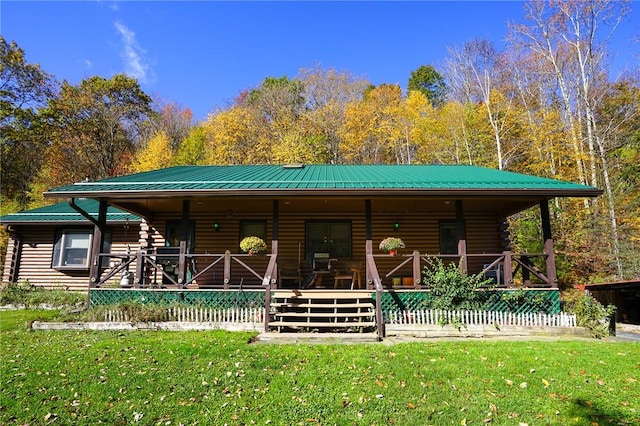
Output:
top-left (82, 59), bottom-right (93, 69)
top-left (114, 20), bottom-right (153, 84)
top-left (98, 1), bottom-right (119, 12)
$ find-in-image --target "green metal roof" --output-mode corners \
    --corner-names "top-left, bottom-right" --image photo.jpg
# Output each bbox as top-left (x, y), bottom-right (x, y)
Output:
top-left (0, 199), bottom-right (141, 225)
top-left (44, 165), bottom-right (602, 198)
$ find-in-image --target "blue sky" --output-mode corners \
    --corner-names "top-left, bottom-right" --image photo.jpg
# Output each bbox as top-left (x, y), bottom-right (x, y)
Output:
top-left (2, 1), bottom-right (638, 122)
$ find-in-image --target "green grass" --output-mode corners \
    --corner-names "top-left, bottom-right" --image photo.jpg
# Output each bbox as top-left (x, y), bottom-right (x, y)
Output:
top-left (0, 282), bottom-right (85, 308)
top-left (1, 311), bottom-right (638, 425)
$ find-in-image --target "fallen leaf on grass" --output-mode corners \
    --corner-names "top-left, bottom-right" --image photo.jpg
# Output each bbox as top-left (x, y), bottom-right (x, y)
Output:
top-left (542, 379), bottom-right (550, 387)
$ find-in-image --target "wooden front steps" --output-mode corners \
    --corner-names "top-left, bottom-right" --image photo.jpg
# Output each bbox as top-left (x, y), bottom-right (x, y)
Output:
top-left (269, 290), bottom-right (376, 333)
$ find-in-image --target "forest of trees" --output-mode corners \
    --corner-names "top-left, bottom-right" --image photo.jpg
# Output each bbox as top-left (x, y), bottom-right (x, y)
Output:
top-left (1, 0), bottom-right (638, 286)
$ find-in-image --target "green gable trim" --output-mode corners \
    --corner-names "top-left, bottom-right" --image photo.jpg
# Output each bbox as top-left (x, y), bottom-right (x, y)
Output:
top-left (45, 165), bottom-right (602, 198)
top-left (0, 199), bottom-right (141, 225)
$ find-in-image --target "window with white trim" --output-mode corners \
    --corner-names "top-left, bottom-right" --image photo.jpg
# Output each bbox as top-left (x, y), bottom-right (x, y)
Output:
top-left (52, 229), bottom-right (112, 270)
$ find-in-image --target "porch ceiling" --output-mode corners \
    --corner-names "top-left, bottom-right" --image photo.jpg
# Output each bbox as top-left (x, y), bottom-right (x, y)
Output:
top-left (106, 194), bottom-right (549, 218)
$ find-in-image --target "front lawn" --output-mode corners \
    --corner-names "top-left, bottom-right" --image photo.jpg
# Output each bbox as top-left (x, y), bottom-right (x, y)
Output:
top-left (1, 310), bottom-right (638, 425)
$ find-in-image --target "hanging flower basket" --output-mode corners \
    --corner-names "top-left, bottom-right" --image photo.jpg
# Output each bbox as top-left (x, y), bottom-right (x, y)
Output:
top-left (379, 237), bottom-right (405, 255)
top-left (240, 236), bottom-right (267, 255)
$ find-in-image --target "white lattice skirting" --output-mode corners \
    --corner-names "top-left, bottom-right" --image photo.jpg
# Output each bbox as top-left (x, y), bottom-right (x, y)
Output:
top-left (385, 309), bottom-right (577, 328)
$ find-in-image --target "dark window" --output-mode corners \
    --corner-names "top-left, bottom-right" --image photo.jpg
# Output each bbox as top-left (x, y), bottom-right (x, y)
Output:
top-left (165, 220), bottom-right (196, 251)
top-left (305, 221), bottom-right (351, 260)
top-left (239, 220), bottom-right (267, 241)
top-left (162, 221), bottom-right (196, 285)
top-left (439, 221), bottom-right (459, 254)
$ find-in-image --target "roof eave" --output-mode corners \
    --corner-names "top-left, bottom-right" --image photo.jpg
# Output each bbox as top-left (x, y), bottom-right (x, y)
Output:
top-left (44, 187), bottom-right (604, 199)
top-left (1, 219), bottom-right (140, 226)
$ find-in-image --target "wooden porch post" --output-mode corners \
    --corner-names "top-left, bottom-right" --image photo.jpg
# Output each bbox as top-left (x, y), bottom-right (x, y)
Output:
top-left (271, 200), bottom-right (279, 288)
top-left (264, 200), bottom-right (280, 333)
top-left (412, 250), bottom-right (421, 288)
top-left (503, 250), bottom-right (513, 287)
top-left (177, 200), bottom-right (190, 288)
top-left (223, 250), bottom-right (231, 289)
top-left (6, 228), bottom-right (22, 283)
top-left (89, 199), bottom-right (108, 287)
top-left (135, 249), bottom-right (143, 288)
top-left (455, 200), bottom-right (467, 274)
top-left (540, 199), bottom-right (558, 288)
top-left (365, 199), bottom-right (373, 290)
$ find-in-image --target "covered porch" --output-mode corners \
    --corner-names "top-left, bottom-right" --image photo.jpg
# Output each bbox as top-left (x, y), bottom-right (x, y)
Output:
top-left (83, 194), bottom-right (560, 292)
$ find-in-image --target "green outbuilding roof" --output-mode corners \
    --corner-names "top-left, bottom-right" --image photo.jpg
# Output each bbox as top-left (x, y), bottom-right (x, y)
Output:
top-left (0, 199), bottom-right (141, 225)
top-left (44, 164), bottom-right (602, 198)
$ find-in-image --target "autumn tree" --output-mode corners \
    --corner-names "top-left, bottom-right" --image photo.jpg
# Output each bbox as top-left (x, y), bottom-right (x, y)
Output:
top-left (173, 126), bottom-right (208, 165)
top-left (0, 37), bottom-right (57, 207)
top-left (205, 106), bottom-right (265, 164)
top-left (390, 90), bottom-right (433, 164)
top-left (129, 131), bottom-right (173, 172)
top-left (41, 74), bottom-right (153, 187)
top-left (417, 100), bottom-right (493, 166)
top-left (247, 76), bottom-right (305, 129)
top-left (142, 100), bottom-right (193, 151)
top-left (339, 84), bottom-right (403, 164)
top-left (407, 64), bottom-right (447, 106)
top-left (595, 77), bottom-right (640, 278)
top-left (509, 0), bottom-right (632, 279)
top-left (297, 66), bottom-right (369, 163)
top-left (445, 39), bottom-right (515, 170)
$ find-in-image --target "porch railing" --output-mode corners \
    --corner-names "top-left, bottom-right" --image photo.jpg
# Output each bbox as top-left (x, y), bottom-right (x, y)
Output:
top-left (377, 250), bottom-right (557, 289)
top-left (94, 250), bottom-right (278, 289)
top-left (95, 249), bottom-right (557, 293)
top-left (95, 248), bottom-right (556, 290)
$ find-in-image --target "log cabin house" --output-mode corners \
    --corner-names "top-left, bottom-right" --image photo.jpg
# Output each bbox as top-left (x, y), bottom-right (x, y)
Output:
top-left (2, 164), bottom-right (601, 335)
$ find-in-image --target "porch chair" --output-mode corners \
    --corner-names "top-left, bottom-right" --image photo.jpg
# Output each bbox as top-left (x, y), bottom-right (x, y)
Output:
top-left (312, 252), bottom-right (332, 272)
top-left (334, 266), bottom-right (363, 290)
top-left (278, 259), bottom-right (302, 288)
top-left (307, 253), bottom-right (333, 288)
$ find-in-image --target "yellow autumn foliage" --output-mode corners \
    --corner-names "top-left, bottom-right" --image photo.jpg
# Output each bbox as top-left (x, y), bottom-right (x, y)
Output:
top-left (129, 131), bottom-right (173, 173)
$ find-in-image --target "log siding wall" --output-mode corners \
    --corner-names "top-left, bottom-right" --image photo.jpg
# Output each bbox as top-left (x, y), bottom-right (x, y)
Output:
top-left (2, 226), bottom-right (135, 291)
